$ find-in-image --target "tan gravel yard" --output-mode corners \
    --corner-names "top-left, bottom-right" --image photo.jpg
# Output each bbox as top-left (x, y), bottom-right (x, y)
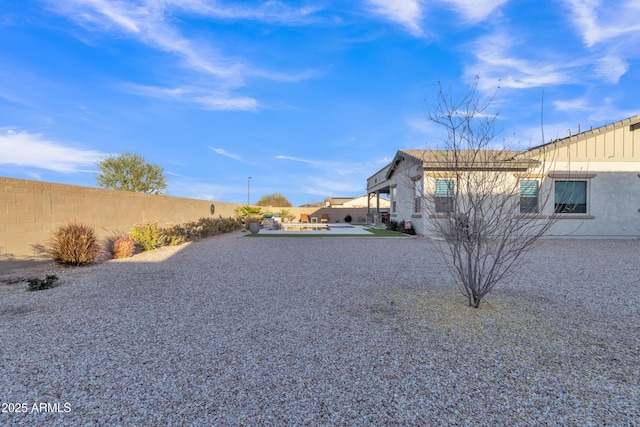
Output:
top-left (1, 233), bottom-right (638, 426)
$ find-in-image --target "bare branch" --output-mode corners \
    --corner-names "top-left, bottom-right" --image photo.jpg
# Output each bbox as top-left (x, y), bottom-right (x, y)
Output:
top-left (413, 81), bottom-right (562, 308)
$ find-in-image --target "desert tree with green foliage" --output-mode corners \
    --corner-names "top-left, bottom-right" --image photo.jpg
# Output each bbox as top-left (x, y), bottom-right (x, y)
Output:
top-left (256, 193), bottom-right (292, 207)
top-left (96, 152), bottom-right (167, 194)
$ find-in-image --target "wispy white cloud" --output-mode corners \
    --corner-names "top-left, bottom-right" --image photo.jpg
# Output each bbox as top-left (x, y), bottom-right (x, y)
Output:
top-left (440, 0), bottom-right (507, 22)
top-left (467, 10), bottom-right (636, 90)
top-left (465, 32), bottom-right (577, 91)
top-left (210, 147), bottom-right (246, 162)
top-left (274, 155), bottom-right (317, 165)
top-left (0, 91), bottom-right (37, 108)
top-left (275, 153), bottom-right (388, 178)
top-left (562, 0), bottom-right (639, 84)
top-left (551, 98), bottom-right (639, 130)
top-left (274, 155), bottom-right (365, 175)
top-left (564, 0), bottom-right (640, 47)
top-left (553, 97), bottom-right (593, 112)
top-left (364, 0), bottom-right (424, 36)
top-left (364, 0), bottom-right (507, 36)
top-left (46, 0), bottom-right (242, 82)
top-left (406, 116), bottom-right (442, 135)
top-left (195, 95), bottom-right (258, 111)
top-left (44, 0), bottom-right (320, 108)
top-left (303, 177), bottom-right (363, 196)
top-left (0, 130), bottom-right (105, 173)
top-left (123, 84), bottom-right (259, 111)
top-left (167, 0), bottom-right (323, 25)
top-left (594, 54), bottom-right (629, 84)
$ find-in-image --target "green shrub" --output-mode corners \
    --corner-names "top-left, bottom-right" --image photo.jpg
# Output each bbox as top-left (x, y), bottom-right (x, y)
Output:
top-left (50, 222), bottom-right (101, 266)
top-left (129, 220), bottom-right (165, 251)
top-left (212, 216), bottom-right (241, 234)
top-left (129, 217), bottom-right (241, 251)
top-left (183, 220), bottom-right (205, 239)
top-left (194, 216), bottom-right (241, 237)
top-left (110, 236), bottom-right (136, 259)
top-left (163, 224), bottom-right (190, 246)
top-left (27, 275), bottom-right (59, 291)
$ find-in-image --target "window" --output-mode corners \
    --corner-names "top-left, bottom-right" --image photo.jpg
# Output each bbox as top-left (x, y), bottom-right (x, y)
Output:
top-left (435, 179), bottom-right (454, 213)
top-left (414, 179), bottom-right (422, 213)
top-left (390, 186), bottom-right (397, 213)
top-left (520, 180), bottom-right (539, 213)
top-left (554, 180), bottom-right (587, 213)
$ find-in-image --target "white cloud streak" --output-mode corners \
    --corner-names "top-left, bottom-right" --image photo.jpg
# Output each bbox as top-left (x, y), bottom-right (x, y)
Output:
top-left (274, 155), bottom-right (317, 165)
top-left (562, 0), bottom-right (639, 83)
top-left (0, 130), bottom-right (105, 173)
top-left (365, 0), bottom-right (424, 36)
top-left (440, 0), bottom-right (507, 22)
top-left (47, 0), bottom-right (242, 82)
top-left (553, 97), bottom-right (593, 112)
top-left (124, 84), bottom-right (258, 111)
top-left (274, 155), bottom-right (364, 175)
top-left (465, 33), bottom-right (577, 91)
top-left (303, 177), bottom-right (362, 196)
top-left (44, 0), bottom-right (320, 109)
top-left (594, 55), bottom-right (629, 84)
top-left (167, 0), bottom-right (322, 25)
top-left (564, 0), bottom-right (640, 47)
top-left (209, 147), bottom-right (245, 162)
top-left (275, 154), bottom-right (388, 178)
top-left (364, 0), bottom-right (507, 36)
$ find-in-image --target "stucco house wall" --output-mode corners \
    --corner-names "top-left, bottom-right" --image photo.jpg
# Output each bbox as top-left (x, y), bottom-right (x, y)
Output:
top-left (367, 114), bottom-right (640, 238)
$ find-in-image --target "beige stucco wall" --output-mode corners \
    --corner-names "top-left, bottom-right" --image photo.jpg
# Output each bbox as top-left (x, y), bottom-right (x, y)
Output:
top-left (541, 170), bottom-right (640, 238)
top-left (0, 177), bottom-right (242, 271)
top-left (385, 159), bottom-right (425, 234)
top-left (418, 170), bottom-right (640, 239)
top-left (373, 118), bottom-right (640, 238)
top-left (529, 120), bottom-right (640, 237)
top-left (380, 155), bottom-right (640, 238)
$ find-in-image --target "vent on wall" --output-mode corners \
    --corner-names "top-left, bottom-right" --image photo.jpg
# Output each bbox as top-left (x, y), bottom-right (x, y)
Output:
top-left (631, 122), bottom-right (640, 131)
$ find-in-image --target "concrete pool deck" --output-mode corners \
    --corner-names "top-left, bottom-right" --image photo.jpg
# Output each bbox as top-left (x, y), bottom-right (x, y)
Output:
top-left (255, 223), bottom-right (376, 235)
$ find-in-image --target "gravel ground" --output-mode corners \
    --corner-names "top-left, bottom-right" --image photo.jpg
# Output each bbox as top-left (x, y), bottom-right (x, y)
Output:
top-left (1, 232), bottom-right (638, 426)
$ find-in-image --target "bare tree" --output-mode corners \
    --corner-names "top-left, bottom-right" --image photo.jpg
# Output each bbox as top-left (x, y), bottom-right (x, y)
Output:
top-left (419, 79), bottom-right (560, 308)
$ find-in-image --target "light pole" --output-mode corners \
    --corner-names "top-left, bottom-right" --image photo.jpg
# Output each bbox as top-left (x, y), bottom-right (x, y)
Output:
top-left (247, 176), bottom-right (251, 205)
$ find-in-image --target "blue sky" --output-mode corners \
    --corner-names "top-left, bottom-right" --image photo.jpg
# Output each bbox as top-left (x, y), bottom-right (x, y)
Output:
top-left (1, 0), bottom-right (639, 206)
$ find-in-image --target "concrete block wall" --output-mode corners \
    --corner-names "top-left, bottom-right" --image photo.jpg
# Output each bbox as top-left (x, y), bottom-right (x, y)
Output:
top-left (0, 177), bottom-right (241, 272)
top-left (0, 176), bottom-right (375, 272)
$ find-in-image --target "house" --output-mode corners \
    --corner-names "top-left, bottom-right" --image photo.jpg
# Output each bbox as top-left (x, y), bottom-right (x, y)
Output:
top-left (324, 194), bottom-right (390, 209)
top-left (366, 115), bottom-right (640, 238)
